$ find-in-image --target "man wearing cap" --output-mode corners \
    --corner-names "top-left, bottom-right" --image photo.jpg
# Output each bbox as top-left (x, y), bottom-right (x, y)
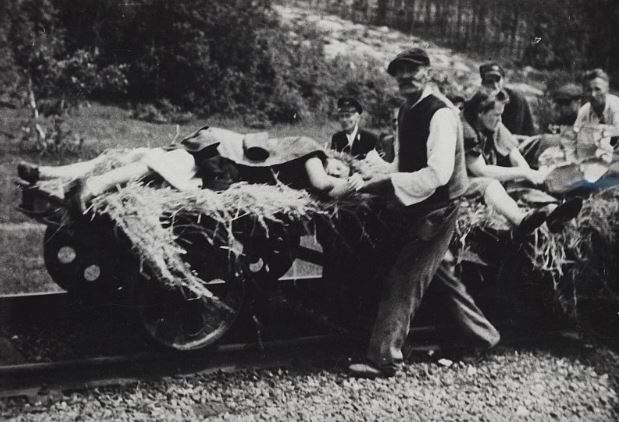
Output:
top-left (477, 61), bottom-right (536, 137)
top-left (348, 47), bottom-right (499, 379)
top-left (330, 97), bottom-right (379, 159)
top-left (553, 83), bottom-right (583, 126)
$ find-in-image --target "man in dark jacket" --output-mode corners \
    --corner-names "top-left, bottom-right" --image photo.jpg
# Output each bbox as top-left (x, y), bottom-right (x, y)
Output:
top-left (477, 62), bottom-right (536, 137)
top-left (330, 97), bottom-right (379, 159)
top-left (348, 48), bottom-right (500, 379)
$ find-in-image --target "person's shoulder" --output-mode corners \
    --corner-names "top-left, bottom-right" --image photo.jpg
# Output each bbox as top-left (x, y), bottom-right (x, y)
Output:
top-left (496, 122), bottom-right (518, 151)
top-left (461, 118), bottom-right (477, 140)
top-left (331, 130), bottom-right (345, 141)
top-left (505, 87), bottom-right (527, 103)
top-left (577, 101), bottom-right (591, 115)
top-left (606, 94), bottom-right (619, 109)
top-left (426, 92), bottom-right (450, 109)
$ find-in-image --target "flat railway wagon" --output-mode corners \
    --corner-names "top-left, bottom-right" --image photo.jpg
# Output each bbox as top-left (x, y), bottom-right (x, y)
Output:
top-left (14, 179), bottom-right (356, 352)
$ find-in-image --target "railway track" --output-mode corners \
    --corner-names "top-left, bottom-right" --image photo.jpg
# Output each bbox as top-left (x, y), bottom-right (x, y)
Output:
top-left (0, 290), bottom-right (448, 399)
top-left (0, 289), bottom-right (573, 400)
top-left (0, 334), bottom-right (351, 399)
top-left (0, 291), bottom-right (345, 398)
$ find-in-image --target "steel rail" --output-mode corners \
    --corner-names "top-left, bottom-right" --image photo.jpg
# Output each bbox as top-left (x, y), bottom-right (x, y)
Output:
top-left (0, 334), bottom-right (352, 399)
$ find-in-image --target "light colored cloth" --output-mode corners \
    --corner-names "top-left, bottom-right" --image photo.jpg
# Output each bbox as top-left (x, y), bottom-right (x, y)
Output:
top-left (143, 128), bottom-right (327, 191)
top-left (144, 148), bottom-right (202, 191)
top-left (346, 124), bottom-right (359, 150)
top-left (388, 86), bottom-right (461, 206)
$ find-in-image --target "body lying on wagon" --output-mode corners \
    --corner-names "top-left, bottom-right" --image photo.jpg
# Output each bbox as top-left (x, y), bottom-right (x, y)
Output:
top-left (15, 126), bottom-right (385, 350)
top-left (14, 122), bottom-right (619, 352)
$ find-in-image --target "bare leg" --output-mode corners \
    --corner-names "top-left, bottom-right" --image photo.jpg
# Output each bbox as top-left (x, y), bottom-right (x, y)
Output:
top-left (38, 148), bottom-right (150, 180)
top-left (483, 179), bottom-right (527, 225)
top-left (38, 158), bottom-right (102, 180)
top-left (83, 162), bottom-right (151, 198)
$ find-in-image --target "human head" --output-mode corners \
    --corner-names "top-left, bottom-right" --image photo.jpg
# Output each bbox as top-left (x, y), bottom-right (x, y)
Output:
top-left (337, 97), bottom-right (363, 133)
top-left (464, 90), bottom-right (510, 132)
top-left (325, 157), bottom-right (351, 178)
top-left (581, 68), bottom-right (609, 108)
top-left (553, 83), bottom-right (582, 121)
top-left (387, 48), bottom-right (431, 99)
top-left (479, 62), bottom-right (506, 94)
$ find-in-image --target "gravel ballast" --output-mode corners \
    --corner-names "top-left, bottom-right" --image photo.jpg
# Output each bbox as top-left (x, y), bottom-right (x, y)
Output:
top-left (2, 340), bottom-right (618, 421)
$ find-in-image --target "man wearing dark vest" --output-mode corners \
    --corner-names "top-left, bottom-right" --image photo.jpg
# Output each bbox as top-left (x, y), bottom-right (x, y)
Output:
top-left (348, 48), bottom-right (499, 378)
top-left (330, 97), bottom-right (379, 159)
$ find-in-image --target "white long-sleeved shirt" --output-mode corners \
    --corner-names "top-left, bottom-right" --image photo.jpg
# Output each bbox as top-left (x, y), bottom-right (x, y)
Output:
top-left (345, 124), bottom-right (359, 150)
top-left (388, 87), bottom-right (460, 206)
top-left (574, 93), bottom-right (619, 130)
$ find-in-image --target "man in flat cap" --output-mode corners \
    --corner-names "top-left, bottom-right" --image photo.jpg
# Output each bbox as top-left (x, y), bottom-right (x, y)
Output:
top-left (552, 83), bottom-right (582, 126)
top-left (348, 47), bottom-right (499, 378)
top-left (330, 97), bottom-right (379, 159)
top-left (476, 61), bottom-right (536, 137)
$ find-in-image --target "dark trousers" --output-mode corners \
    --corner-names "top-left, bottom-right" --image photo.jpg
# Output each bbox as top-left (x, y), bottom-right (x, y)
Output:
top-left (367, 201), bottom-right (499, 366)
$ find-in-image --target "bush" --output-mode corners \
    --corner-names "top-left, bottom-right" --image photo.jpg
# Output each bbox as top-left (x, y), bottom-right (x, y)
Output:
top-left (3, 0), bottom-right (462, 128)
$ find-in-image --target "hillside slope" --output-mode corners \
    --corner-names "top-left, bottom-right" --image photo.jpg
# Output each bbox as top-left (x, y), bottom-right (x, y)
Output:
top-left (275, 4), bottom-right (544, 99)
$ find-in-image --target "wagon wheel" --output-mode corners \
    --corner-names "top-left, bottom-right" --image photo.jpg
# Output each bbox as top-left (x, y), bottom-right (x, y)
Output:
top-left (244, 228), bottom-right (301, 282)
top-left (133, 247), bottom-right (246, 351)
top-left (43, 223), bottom-right (124, 299)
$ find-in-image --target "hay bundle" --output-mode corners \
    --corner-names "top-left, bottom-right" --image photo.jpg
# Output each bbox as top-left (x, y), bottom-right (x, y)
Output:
top-left (89, 181), bottom-right (334, 306)
top-left (528, 188), bottom-right (619, 316)
top-left (43, 147), bottom-right (618, 319)
top-left (455, 187), bottom-right (619, 317)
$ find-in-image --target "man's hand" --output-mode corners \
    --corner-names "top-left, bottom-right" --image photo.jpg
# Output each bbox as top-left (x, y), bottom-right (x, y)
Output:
top-left (346, 173), bottom-right (365, 191)
top-left (356, 150), bottom-right (393, 180)
top-left (359, 174), bottom-right (392, 194)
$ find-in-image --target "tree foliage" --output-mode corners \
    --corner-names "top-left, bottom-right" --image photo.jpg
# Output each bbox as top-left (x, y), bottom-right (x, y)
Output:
top-left (315, 0), bottom-right (619, 85)
top-left (2, 0), bottom-right (401, 126)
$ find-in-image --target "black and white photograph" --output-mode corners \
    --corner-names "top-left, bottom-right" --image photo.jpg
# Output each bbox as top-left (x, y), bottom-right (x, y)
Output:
top-left (1, 0), bottom-right (618, 420)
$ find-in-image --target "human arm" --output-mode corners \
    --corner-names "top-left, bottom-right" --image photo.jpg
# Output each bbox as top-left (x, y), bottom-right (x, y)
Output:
top-left (467, 152), bottom-right (545, 184)
top-left (508, 146), bottom-right (531, 169)
top-left (360, 108), bottom-right (456, 206)
top-left (304, 156), bottom-right (363, 199)
top-left (573, 104), bottom-right (588, 131)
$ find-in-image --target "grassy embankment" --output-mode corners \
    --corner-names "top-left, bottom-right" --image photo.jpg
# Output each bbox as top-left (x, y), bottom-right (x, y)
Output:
top-left (0, 104), bottom-right (339, 294)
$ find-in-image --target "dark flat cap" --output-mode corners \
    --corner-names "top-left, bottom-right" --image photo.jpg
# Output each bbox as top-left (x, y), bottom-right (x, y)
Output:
top-left (479, 62), bottom-right (505, 78)
top-left (554, 83), bottom-right (583, 101)
top-left (387, 48), bottom-right (430, 75)
top-left (337, 97), bottom-right (363, 114)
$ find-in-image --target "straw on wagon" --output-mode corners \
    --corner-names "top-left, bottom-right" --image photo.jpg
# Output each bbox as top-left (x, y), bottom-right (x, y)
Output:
top-left (454, 186), bottom-right (619, 318)
top-left (50, 147), bottom-right (618, 320)
top-left (89, 181), bottom-right (336, 314)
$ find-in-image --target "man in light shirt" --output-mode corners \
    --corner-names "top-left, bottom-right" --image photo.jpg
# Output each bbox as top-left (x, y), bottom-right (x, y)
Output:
top-left (348, 47), bottom-right (499, 379)
top-left (574, 68), bottom-right (619, 149)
